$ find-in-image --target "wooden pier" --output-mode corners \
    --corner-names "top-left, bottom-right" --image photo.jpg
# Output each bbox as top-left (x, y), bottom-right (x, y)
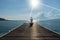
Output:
top-left (0, 23), bottom-right (60, 40)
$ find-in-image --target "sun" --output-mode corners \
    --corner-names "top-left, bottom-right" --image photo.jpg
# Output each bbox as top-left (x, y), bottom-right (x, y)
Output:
top-left (30, 0), bottom-right (39, 8)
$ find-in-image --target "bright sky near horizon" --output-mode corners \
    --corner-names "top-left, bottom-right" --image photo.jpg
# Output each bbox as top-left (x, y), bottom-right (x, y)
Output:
top-left (0, 0), bottom-right (60, 20)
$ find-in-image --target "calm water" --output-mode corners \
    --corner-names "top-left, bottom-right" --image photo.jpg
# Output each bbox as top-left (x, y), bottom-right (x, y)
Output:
top-left (0, 20), bottom-right (26, 36)
top-left (38, 19), bottom-right (60, 35)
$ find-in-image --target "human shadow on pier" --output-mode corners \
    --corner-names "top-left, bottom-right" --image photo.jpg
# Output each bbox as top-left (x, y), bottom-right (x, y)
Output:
top-left (29, 23), bottom-right (33, 27)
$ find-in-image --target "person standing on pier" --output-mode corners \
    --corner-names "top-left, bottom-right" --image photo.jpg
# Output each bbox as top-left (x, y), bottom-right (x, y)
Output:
top-left (30, 17), bottom-right (33, 27)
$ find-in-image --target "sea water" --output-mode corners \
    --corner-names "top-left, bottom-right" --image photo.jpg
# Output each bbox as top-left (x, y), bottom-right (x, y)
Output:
top-left (0, 20), bottom-right (26, 37)
top-left (38, 19), bottom-right (60, 35)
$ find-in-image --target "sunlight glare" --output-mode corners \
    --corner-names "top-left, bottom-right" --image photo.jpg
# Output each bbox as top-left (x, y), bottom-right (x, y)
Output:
top-left (30, 0), bottom-right (39, 8)
top-left (33, 20), bottom-right (37, 22)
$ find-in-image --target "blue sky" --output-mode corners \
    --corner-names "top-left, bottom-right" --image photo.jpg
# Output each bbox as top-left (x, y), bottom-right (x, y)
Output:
top-left (0, 0), bottom-right (60, 20)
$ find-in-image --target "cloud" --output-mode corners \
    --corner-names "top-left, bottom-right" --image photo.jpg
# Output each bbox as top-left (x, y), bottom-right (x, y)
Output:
top-left (37, 9), bottom-right (60, 20)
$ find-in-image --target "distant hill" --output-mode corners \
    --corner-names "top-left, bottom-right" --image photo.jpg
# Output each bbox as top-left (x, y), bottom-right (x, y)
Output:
top-left (0, 18), bottom-right (6, 21)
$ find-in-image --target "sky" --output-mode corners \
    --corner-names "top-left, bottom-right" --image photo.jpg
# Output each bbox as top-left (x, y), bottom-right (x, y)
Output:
top-left (0, 0), bottom-right (60, 20)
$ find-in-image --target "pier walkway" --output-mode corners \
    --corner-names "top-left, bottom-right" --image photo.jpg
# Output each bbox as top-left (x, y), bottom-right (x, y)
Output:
top-left (0, 23), bottom-right (60, 40)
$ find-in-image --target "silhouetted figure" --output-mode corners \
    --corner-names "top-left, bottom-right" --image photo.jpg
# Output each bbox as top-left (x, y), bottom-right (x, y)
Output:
top-left (30, 17), bottom-right (33, 27)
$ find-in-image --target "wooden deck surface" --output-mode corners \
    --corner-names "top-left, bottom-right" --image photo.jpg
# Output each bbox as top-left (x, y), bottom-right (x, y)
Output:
top-left (0, 23), bottom-right (60, 40)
